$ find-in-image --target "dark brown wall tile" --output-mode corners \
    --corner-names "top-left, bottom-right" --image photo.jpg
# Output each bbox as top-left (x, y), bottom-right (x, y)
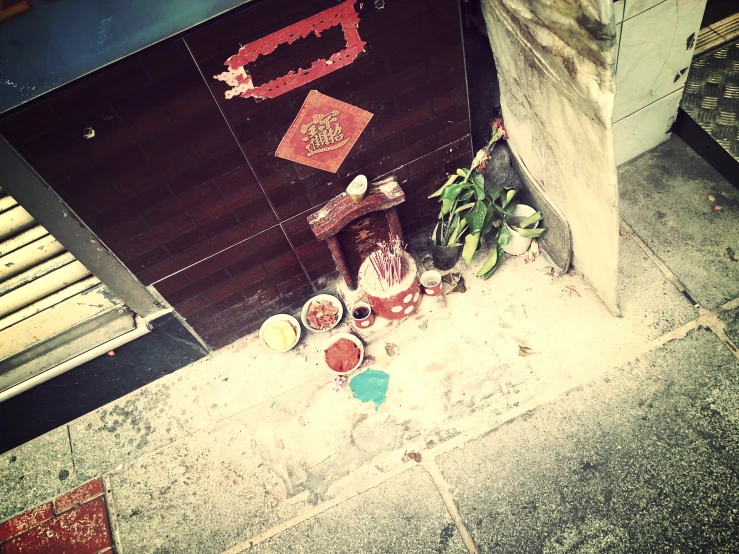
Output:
top-left (164, 214), bottom-right (239, 254)
top-left (140, 243), bottom-right (213, 285)
top-left (0, 0), bottom-right (469, 350)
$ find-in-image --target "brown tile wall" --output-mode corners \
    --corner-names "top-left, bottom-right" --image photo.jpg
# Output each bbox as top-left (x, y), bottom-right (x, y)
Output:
top-left (0, 0), bottom-right (471, 349)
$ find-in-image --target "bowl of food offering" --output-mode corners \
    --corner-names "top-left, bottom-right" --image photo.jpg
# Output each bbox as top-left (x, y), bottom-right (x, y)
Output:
top-left (323, 333), bottom-right (364, 374)
top-left (259, 314), bottom-right (301, 352)
top-left (301, 294), bottom-right (343, 332)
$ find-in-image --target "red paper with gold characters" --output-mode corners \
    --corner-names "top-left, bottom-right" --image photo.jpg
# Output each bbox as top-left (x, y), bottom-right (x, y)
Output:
top-left (275, 90), bottom-right (373, 173)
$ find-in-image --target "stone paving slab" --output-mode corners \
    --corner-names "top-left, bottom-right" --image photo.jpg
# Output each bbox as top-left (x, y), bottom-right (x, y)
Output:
top-left (107, 412), bottom-right (302, 554)
top-left (249, 467), bottom-right (467, 554)
top-left (617, 234), bottom-right (697, 339)
top-left (68, 370), bottom-right (211, 480)
top-left (619, 136), bottom-right (739, 310)
top-left (0, 426), bottom-right (77, 521)
top-left (719, 307), bottom-right (739, 346)
top-left (437, 329), bottom-right (739, 553)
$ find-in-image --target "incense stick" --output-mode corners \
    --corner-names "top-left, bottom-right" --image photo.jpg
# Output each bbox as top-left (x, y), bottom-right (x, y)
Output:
top-left (368, 238), bottom-right (406, 291)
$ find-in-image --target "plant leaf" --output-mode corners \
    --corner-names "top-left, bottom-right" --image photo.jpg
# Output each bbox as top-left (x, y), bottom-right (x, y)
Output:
top-left (440, 183), bottom-right (464, 201)
top-left (476, 246), bottom-right (497, 277)
top-left (453, 201), bottom-right (475, 215)
top-left (473, 183), bottom-right (484, 202)
top-left (502, 200), bottom-right (517, 216)
top-left (462, 232), bottom-right (480, 264)
top-left (441, 198), bottom-right (454, 216)
top-left (481, 206), bottom-right (497, 235)
top-left (514, 227), bottom-right (546, 238)
top-left (472, 173), bottom-right (484, 187)
top-left (517, 211), bottom-right (543, 229)
top-left (487, 185), bottom-right (502, 202)
top-left (465, 201), bottom-right (487, 234)
top-left (448, 217), bottom-right (467, 245)
top-left (498, 224), bottom-right (511, 246)
top-left (456, 168), bottom-right (469, 178)
top-left (478, 243), bottom-right (505, 279)
top-left (428, 174), bottom-right (459, 198)
top-left (459, 188), bottom-right (475, 201)
top-left (501, 189), bottom-right (516, 208)
top-left (432, 222), bottom-right (439, 244)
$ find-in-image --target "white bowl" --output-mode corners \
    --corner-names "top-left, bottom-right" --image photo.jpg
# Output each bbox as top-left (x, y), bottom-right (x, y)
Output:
top-left (301, 294), bottom-right (343, 333)
top-left (323, 333), bottom-right (364, 374)
top-left (259, 314), bottom-right (301, 352)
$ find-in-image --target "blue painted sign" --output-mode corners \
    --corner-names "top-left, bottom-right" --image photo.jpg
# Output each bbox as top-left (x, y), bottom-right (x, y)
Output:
top-left (0, 0), bottom-right (251, 114)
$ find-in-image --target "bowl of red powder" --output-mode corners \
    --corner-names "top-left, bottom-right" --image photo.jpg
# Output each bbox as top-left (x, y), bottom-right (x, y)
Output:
top-left (323, 333), bottom-right (364, 374)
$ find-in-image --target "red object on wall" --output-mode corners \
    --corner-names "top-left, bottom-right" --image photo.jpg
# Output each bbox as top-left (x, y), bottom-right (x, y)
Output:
top-left (214, 0), bottom-right (366, 101)
top-left (275, 90), bottom-right (373, 173)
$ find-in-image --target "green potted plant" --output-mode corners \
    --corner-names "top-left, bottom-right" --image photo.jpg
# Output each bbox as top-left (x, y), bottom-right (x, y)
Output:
top-left (429, 118), bottom-right (546, 278)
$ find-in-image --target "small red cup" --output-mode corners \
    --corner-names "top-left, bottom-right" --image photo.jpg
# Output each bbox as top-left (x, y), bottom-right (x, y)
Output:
top-left (421, 270), bottom-right (442, 296)
top-left (351, 302), bottom-right (374, 328)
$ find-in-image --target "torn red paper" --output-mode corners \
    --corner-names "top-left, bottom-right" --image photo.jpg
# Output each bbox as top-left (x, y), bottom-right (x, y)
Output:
top-left (214, 0), bottom-right (366, 101)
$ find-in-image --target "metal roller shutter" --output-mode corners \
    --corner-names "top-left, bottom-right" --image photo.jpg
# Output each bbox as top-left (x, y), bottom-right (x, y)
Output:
top-left (0, 187), bottom-right (136, 393)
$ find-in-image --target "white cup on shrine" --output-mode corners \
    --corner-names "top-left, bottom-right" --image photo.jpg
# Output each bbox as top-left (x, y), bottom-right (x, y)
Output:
top-left (346, 175), bottom-right (368, 202)
top-left (350, 301), bottom-right (374, 328)
top-left (420, 270), bottom-right (442, 296)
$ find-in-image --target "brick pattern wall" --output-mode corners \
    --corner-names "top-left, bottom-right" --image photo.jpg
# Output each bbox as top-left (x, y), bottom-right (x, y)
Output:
top-left (0, 0), bottom-right (471, 349)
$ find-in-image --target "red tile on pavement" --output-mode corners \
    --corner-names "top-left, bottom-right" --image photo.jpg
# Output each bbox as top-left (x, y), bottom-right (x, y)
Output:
top-left (3, 497), bottom-right (112, 554)
top-left (0, 503), bottom-right (53, 543)
top-left (54, 479), bottom-right (105, 515)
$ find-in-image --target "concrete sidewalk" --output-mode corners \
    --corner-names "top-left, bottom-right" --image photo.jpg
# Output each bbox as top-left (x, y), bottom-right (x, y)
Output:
top-left (1, 136), bottom-right (738, 553)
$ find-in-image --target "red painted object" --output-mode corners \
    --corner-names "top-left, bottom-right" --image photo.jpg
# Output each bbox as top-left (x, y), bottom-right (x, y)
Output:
top-left (358, 252), bottom-right (421, 320)
top-left (54, 479), bottom-right (105, 515)
top-left (275, 90), bottom-right (373, 173)
top-left (308, 177), bottom-right (405, 289)
top-left (3, 497), bottom-right (112, 554)
top-left (0, 504), bottom-right (53, 544)
top-left (214, 0), bottom-right (366, 101)
top-left (350, 301), bottom-right (374, 329)
top-left (0, 480), bottom-right (113, 554)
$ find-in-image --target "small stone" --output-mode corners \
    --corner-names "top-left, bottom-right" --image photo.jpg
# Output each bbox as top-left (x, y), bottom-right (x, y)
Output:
top-left (58, 469), bottom-right (70, 481)
top-left (708, 195), bottom-right (715, 201)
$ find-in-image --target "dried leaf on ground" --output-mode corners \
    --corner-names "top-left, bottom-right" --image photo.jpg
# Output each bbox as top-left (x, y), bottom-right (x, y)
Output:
top-left (714, 205), bottom-right (723, 211)
top-left (523, 239), bottom-right (539, 264)
top-left (419, 320), bottom-right (428, 330)
top-left (519, 345), bottom-right (537, 357)
top-left (442, 272), bottom-right (466, 294)
top-left (385, 343), bottom-right (399, 357)
top-left (402, 451), bottom-right (422, 463)
top-left (708, 195), bottom-right (715, 201)
top-left (563, 284), bottom-right (580, 297)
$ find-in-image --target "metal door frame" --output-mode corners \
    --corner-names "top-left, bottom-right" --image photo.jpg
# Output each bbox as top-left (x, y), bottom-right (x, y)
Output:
top-left (0, 138), bottom-right (162, 318)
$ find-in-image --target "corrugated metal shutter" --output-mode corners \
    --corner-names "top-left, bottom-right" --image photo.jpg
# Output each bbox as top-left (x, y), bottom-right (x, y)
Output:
top-left (0, 186), bottom-right (136, 392)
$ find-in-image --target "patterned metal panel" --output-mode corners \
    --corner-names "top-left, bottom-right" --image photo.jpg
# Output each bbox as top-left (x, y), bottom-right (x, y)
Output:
top-left (681, 40), bottom-right (739, 161)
